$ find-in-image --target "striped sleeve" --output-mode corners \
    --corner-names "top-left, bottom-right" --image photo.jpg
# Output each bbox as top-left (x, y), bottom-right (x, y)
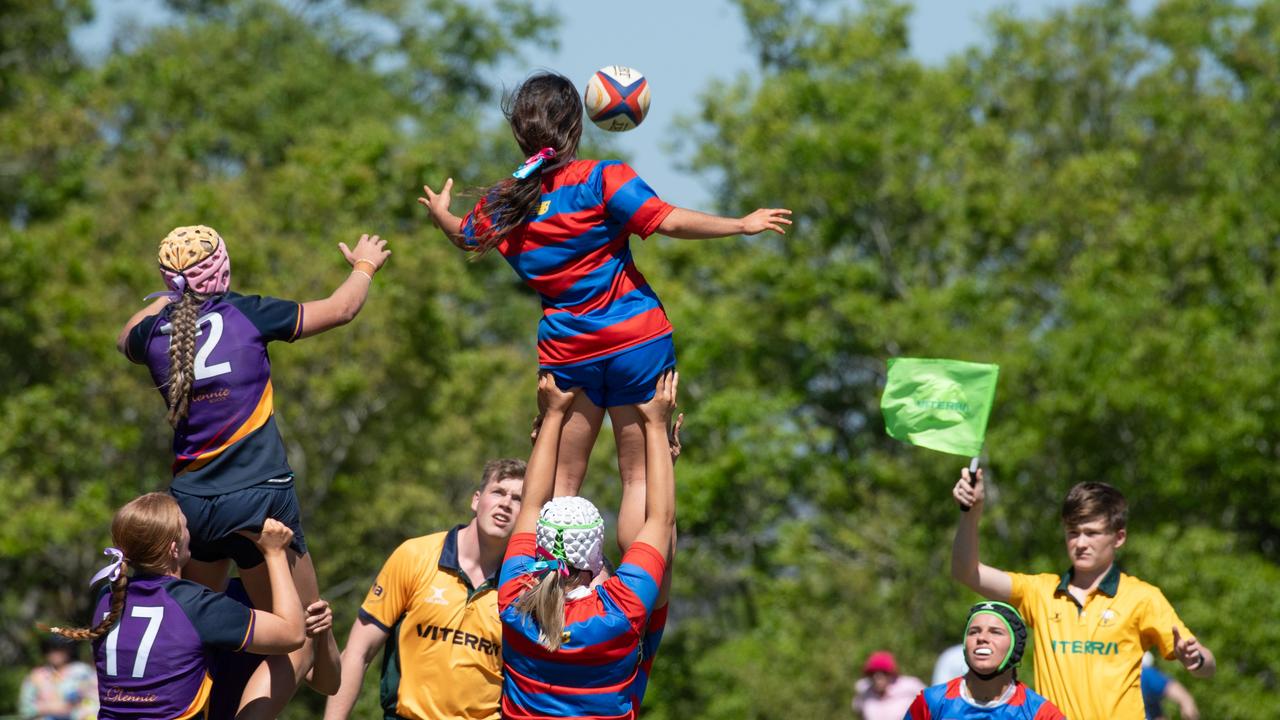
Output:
top-left (904, 692), bottom-right (931, 720)
top-left (459, 198), bottom-right (488, 249)
top-left (1033, 700), bottom-right (1067, 720)
top-left (602, 541), bottom-right (664, 627)
top-left (498, 532), bottom-right (540, 612)
top-left (599, 161), bottom-right (674, 239)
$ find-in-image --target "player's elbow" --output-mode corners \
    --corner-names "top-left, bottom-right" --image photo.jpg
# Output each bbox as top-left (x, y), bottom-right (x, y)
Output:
top-left (284, 628), bottom-right (307, 652)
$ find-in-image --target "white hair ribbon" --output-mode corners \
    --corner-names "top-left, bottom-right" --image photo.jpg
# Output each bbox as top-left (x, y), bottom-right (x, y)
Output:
top-left (89, 547), bottom-right (125, 586)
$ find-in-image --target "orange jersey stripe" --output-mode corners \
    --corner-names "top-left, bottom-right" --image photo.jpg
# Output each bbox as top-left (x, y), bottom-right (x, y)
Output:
top-left (181, 380), bottom-right (275, 474)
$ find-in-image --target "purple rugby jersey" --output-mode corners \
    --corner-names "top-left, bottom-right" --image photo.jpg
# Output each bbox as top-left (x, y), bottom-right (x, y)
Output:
top-left (91, 575), bottom-right (254, 719)
top-left (127, 292), bottom-right (303, 496)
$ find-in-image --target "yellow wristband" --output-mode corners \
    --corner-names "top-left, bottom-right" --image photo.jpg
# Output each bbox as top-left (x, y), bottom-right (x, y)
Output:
top-left (352, 269), bottom-right (373, 282)
top-left (353, 259), bottom-right (377, 276)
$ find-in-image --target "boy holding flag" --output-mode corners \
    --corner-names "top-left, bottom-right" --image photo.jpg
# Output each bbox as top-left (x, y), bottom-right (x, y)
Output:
top-left (950, 474), bottom-right (1215, 720)
top-left (880, 357), bottom-right (1216, 719)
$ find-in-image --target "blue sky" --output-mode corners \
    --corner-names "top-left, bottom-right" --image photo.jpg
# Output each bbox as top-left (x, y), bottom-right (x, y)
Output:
top-left (77, 0), bottom-right (1156, 207)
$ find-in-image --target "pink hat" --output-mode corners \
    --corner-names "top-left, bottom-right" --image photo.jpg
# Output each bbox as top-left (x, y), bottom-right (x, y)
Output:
top-left (863, 650), bottom-right (898, 676)
top-left (157, 225), bottom-right (230, 296)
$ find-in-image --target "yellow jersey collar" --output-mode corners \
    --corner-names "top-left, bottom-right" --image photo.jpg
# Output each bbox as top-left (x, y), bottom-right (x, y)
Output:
top-left (438, 523), bottom-right (499, 596)
top-left (1056, 563), bottom-right (1122, 598)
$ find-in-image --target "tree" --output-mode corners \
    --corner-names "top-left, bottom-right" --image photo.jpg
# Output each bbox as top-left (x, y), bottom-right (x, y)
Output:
top-left (639, 1), bottom-right (1280, 717)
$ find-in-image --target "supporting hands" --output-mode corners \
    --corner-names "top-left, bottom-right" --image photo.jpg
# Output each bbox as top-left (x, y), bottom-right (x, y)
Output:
top-left (339, 234), bottom-right (390, 275)
top-left (637, 370), bottom-right (679, 427)
top-left (669, 412), bottom-right (685, 465)
top-left (953, 467), bottom-right (985, 512)
top-left (740, 208), bottom-right (793, 235)
top-left (537, 372), bottom-right (577, 417)
top-left (306, 600), bottom-right (334, 638)
top-left (239, 519), bottom-right (294, 557)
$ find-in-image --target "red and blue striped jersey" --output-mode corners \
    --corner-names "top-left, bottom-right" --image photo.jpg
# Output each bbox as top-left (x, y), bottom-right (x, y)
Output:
top-left (629, 603), bottom-right (667, 708)
top-left (498, 533), bottom-right (666, 720)
top-left (906, 678), bottom-right (1067, 720)
top-left (461, 160), bottom-right (676, 368)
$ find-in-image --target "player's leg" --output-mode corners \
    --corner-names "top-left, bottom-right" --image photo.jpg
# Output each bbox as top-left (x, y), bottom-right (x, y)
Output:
top-left (603, 337), bottom-right (677, 551)
top-left (229, 484), bottom-right (318, 718)
top-left (183, 557), bottom-right (232, 592)
top-left (607, 403), bottom-right (648, 551)
top-left (237, 550), bottom-right (320, 719)
top-left (171, 488), bottom-right (233, 591)
top-left (548, 365), bottom-right (607, 497)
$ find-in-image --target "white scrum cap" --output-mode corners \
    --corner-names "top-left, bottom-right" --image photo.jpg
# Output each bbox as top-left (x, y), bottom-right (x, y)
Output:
top-left (536, 496), bottom-right (605, 574)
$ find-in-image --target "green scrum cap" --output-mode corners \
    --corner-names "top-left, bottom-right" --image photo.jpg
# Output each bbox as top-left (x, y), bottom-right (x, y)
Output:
top-left (964, 601), bottom-right (1028, 679)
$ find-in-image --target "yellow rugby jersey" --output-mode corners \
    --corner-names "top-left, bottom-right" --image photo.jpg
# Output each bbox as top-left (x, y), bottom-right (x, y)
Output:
top-left (1009, 566), bottom-right (1192, 720)
top-left (360, 526), bottom-right (502, 720)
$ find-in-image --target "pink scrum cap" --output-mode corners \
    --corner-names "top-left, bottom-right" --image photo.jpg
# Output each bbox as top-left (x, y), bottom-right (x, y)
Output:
top-left (157, 225), bottom-right (230, 295)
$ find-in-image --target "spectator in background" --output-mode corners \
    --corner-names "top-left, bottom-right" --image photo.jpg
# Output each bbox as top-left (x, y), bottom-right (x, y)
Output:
top-left (852, 650), bottom-right (925, 720)
top-left (1142, 652), bottom-right (1200, 720)
top-left (931, 643), bottom-right (969, 686)
top-left (18, 636), bottom-right (97, 720)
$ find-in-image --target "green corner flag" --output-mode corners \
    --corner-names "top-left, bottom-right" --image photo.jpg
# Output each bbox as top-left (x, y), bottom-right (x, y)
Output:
top-left (881, 358), bottom-right (999, 457)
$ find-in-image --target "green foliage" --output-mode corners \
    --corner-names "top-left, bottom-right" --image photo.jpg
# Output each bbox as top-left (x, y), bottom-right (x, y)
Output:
top-left (645, 1), bottom-right (1280, 717)
top-left (2, 0), bottom-right (1278, 718)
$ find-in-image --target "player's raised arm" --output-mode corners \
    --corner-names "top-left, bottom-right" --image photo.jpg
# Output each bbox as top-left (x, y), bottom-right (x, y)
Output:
top-left (950, 468), bottom-right (1013, 601)
top-left (116, 296), bottom-right (172, 357)
top-left (240, 520), bottom-right (306, 654)
top-left (297, 233), bottom-right (390, 338)
top-left (656, 207), bottom-right (792, 239)
top-left (419, 177), bottom-right (468, 248)
top-left (629, 371), bottom-right (678, 564)
top-left (512, 374), bottom-right (579, 537)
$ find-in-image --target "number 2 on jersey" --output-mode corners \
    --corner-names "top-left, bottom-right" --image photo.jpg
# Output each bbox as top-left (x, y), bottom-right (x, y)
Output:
top-left (160, 312), bottom-right (232, 380)
top-left (104, 605), bottom-right (165, 678)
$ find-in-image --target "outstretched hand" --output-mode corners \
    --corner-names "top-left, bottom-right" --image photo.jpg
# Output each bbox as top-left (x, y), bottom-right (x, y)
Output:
top-left (420, 178), bottom-right (468, 249)
top-left (953, 467), bottom-right (985, 511)
top-left (741, 208), bottom-right (793, 235)
top-left (339, 233), bottom-right (391, 272)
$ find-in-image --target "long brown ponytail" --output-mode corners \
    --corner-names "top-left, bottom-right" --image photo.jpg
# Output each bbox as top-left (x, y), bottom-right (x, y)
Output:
top-left (48, 493), bottom-right (184, 641)
top-left (165, 290), bottom-right (204, 427)
top-left (514, 572), bottom-right (569, 651)
top-left (471, 72), bottom-right (583, 254)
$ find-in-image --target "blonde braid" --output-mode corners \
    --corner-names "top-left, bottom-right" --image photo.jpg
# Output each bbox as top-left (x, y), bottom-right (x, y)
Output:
top-left (165, 292), bottom-right (202, 427)
top-left (50, 569), bottom-right (129, 641)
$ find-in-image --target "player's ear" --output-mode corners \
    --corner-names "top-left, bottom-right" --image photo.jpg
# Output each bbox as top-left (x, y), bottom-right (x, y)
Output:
top-left (471, 490), bottom-right (480, 514)
top-left (1113, 527), bottom-right (1127, 549)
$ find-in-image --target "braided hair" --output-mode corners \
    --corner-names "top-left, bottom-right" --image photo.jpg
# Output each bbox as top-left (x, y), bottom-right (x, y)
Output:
top-left (164, 290), bottom-right (204, 427)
